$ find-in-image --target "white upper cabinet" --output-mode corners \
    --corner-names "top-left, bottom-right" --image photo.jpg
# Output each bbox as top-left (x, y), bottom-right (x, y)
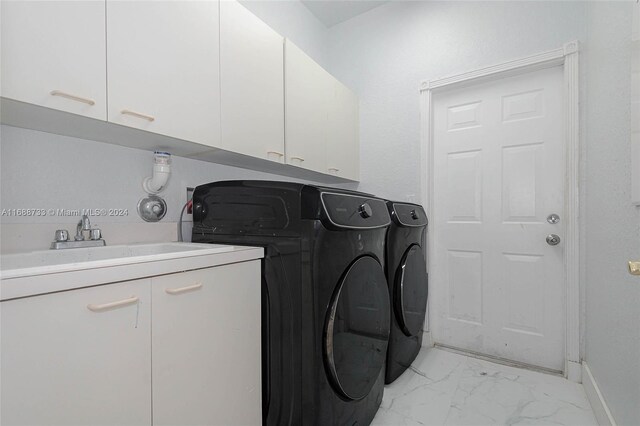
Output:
top-left (285, 39), bottom-right (331, 174)
top-left (0, 0), bottom-right (107, 120)
top-left (327, 80), bottom-right (360, 181)
top-left (285, 39), bottom-right (360, 179)
top-left (1, 1), bottom-right (359, 180)
top-left (220, 0), bottom-right (285, 162)
top-left (106, 0), bottom-right (221, 147)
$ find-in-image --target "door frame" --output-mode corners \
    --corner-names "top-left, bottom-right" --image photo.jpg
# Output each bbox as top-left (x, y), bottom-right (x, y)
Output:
top-left (419, 41), bottom-right (581, 382)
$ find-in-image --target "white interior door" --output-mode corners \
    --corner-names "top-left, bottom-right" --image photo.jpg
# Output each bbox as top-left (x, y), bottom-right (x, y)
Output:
top-left (431, 66), bottom-right (565, 372)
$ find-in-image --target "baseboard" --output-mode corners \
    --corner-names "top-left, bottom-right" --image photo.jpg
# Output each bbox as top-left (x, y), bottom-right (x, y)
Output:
top-left (582, 362), bottom-right (617, 426)
top-left (434, 343), bottom-right (563, 377)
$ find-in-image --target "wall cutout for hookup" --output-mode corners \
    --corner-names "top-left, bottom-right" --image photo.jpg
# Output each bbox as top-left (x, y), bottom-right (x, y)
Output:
top-left (137, 195), bottom-right (168, 222)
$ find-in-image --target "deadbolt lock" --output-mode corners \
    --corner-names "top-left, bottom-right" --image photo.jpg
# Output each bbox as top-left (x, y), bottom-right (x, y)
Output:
top-left (629, 261), bottom-right (640, 276)
top-left (547, 213), bottom-right (560, 224)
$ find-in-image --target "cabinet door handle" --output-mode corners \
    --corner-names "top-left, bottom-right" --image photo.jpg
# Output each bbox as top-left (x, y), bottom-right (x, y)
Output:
top-left (87, 296), bottom-right (139, 312)
top-left (121, 109), bottom-right (155, 122)
top-left (267, 151), bottom-right (284, 157)
top-left (50, 90), bottom-right (95, 106)
top-left (165, 282), bottom-right (203, 295)
top-left (290, 156), bottom-right (305, 162)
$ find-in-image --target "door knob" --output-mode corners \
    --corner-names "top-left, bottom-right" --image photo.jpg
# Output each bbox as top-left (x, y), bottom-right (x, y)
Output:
top-left (546, 234), bottom-right (561, 246)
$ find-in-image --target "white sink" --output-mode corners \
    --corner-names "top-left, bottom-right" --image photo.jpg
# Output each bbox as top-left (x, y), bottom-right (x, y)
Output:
top-left (0, 243), bottom-right (235, 279)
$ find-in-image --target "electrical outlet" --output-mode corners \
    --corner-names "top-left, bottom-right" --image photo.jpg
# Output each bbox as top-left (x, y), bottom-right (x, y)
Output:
top-left (186, 187), bottom-right (194, 215)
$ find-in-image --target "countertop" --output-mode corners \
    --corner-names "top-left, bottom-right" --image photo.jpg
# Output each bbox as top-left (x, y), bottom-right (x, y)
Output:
top-left (0, 243), bottom-right (264, 301)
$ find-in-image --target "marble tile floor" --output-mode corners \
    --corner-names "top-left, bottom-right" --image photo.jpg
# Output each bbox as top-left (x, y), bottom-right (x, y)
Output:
top-left (372, 347), bottom-right (597, 426)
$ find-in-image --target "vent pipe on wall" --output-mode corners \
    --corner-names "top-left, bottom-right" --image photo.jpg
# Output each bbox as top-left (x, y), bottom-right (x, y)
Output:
top-left (143, 151), bottom-right (172, 194)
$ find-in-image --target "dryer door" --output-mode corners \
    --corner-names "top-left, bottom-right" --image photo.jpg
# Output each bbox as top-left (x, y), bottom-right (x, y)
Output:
top-left (394, 244), bottom-right (428, 337)
top-left (324, 256), bottom-right (390, 401)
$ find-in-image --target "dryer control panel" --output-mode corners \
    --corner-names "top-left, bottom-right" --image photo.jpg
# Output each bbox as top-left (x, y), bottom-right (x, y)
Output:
top-left (389, 202), bottom-right (428, 228)
top-left (319, 192), bottom-right (390, 230)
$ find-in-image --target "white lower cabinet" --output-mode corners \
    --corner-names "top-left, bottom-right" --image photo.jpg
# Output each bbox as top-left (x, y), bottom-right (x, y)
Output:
top-left (152, 262), bottom-right (262, 425)
top-left (1, 279), bottom-right (153, 426)
top-left (0, 261), bottom-right (261, 426)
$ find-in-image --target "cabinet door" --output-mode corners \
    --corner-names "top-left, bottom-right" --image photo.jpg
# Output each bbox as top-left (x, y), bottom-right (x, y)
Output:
top-left (327, 80), bottom-right (360, 180)
top-left (1, 279), bottom-right (152, 426)
top-left (106, 0), bottom-right (220, 147)
top-left (284, 39), bottom-right (330, 173)
top-left (220, 0), bottom-right (285, 163)
top-left (152, 261), bottom-right (261, 425)
top-left (0, 0), bottom-right (107, 119)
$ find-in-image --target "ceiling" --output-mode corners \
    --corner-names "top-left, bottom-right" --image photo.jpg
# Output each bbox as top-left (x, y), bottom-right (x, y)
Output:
top-left (301, 1), bottom-right (388, 28)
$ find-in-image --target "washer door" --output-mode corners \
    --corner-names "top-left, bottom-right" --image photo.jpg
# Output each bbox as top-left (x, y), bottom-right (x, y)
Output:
top-left (324, 256), bottom-right (390, 401)
top-left (394, 244), bottom-right (428, 337)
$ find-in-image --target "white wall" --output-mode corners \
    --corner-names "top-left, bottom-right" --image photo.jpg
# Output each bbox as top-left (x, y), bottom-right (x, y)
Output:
top-left (584, 3), bottom-right (640, 425)
top-left (240, 0), bottom-right (329, 68)
top-left (0, 125), bottom-right (356, 252)
top-left (0, 124), bottom-right (350, 225)
top-left (325, 1), bottom-right (639, 424)
top-left (0, 0), bottom-right (338, 253)
top-left (326, 1), bottom-right (587, 201)
top-left (2, 4), bottom-right (639, 421)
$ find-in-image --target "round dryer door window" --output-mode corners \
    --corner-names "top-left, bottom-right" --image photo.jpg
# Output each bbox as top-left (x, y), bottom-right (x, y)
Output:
top-left (394, 244), bottom-right (428, 337)
top-left (324, 256), bottom-right (390, 401)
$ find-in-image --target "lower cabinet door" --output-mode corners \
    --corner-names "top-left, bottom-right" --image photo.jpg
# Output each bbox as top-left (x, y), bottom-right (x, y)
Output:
top-left (151, 261), bottom-right (262, 425)
top-left (0, 279), bottom-right (152, 426)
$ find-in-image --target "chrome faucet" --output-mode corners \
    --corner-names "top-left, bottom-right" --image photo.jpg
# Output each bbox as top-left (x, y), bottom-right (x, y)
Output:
top-left (51, 215), bottom-right (106, 249)
top-left (74, 215), bottom-right (91, 241)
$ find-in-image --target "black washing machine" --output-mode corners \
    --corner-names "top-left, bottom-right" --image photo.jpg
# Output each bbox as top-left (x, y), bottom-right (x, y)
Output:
top-left (384, 201), bottom-right (429, 384)
top-left (191, 181), bottom-right (391, 425)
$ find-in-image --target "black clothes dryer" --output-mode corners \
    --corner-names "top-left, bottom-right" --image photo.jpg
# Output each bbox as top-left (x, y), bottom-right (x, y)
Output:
top-left (191, 181), bottom-right (392, 426)
top-left (384, 201), bottom-right (429, 384)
